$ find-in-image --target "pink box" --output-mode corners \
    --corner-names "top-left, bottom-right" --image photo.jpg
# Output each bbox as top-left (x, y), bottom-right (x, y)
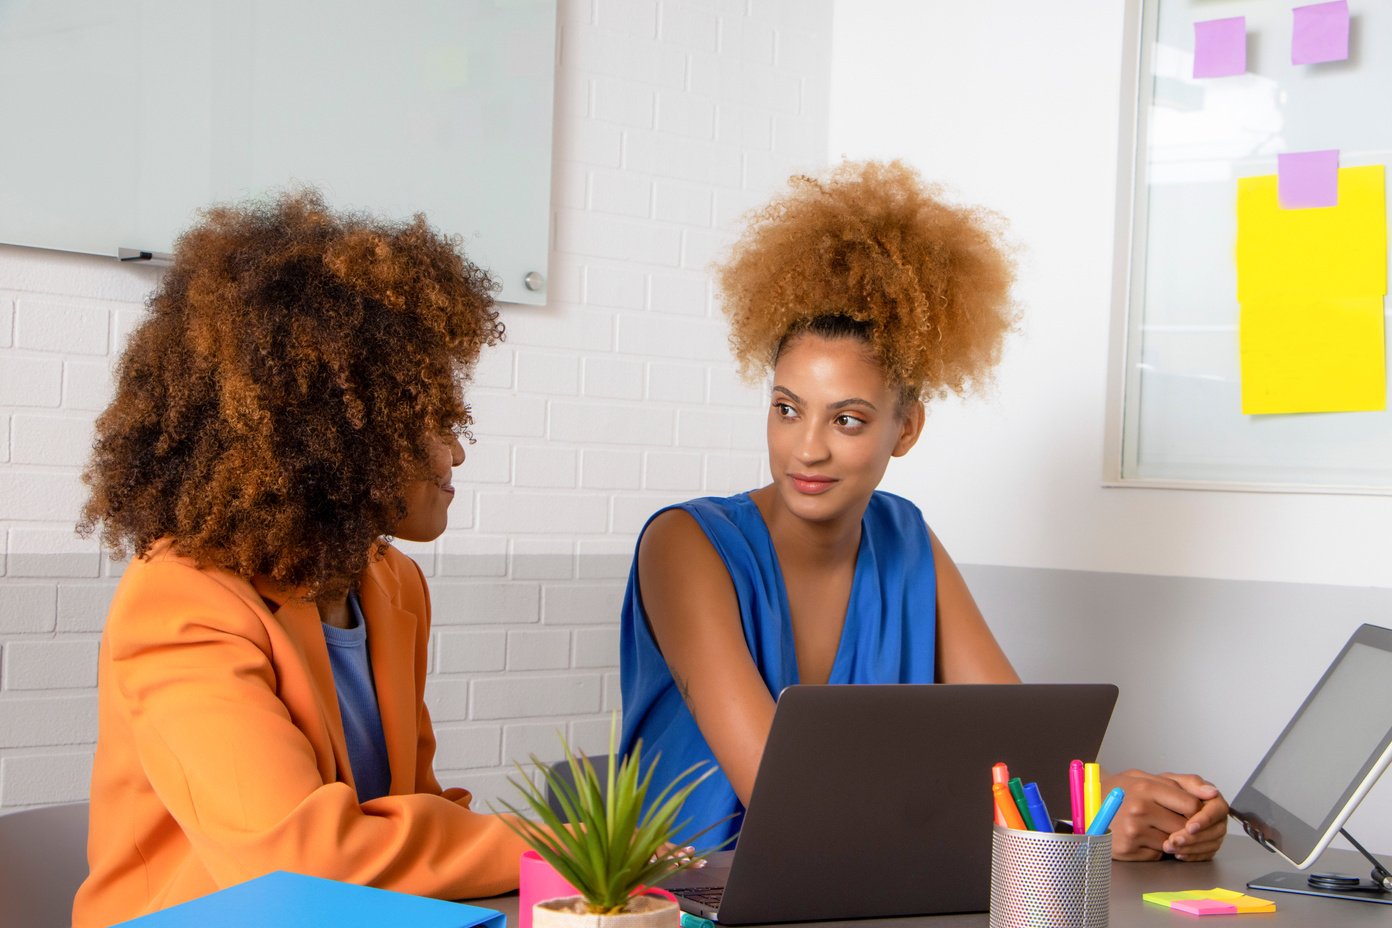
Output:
top-left (519, 851), bottom-right (581, 928)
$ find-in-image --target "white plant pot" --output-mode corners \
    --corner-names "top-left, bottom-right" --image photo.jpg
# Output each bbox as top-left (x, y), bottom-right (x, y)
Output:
top-left (532, 894), bottom-right (680, 928)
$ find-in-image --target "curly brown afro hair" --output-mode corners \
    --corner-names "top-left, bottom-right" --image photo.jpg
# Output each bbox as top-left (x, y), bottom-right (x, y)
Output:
top-left (78, 189), bottom-right (503, 597)
top-left (716, 160), bottom-right (1017, 402)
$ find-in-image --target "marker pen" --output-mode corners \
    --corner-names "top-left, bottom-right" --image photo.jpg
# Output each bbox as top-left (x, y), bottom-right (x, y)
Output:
top-left (992, 762), bottom-right (1010, 827)
top-left (1069, 759), bottom-right (1086, 834)
top-left (1087, 787), bottom-right (1126, 836)
top-left (993, 782), bottom-right (1027, 829)
top-left (1084, 762), bottom-right (1102, 829)
top-left (1008, 777), bottom-right (1037, 831)
top-left (1023, 781), bottom-right (1053, 833)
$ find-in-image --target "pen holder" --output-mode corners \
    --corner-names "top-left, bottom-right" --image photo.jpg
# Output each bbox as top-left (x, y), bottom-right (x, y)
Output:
top-left (988, 824), bottom-right (1111, 928)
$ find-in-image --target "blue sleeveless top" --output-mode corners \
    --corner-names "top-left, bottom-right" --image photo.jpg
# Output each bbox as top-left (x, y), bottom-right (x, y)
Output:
top-left (619, 490), bottom-right (938, 847)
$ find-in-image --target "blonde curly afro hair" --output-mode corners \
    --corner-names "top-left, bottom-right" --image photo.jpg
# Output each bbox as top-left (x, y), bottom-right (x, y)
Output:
top-left (716, 160), bottom-right (1017, 402)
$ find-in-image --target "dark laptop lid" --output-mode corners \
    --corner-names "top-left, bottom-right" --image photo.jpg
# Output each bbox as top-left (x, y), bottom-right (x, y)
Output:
top-left (711, 683), bottom-right (1118, 924)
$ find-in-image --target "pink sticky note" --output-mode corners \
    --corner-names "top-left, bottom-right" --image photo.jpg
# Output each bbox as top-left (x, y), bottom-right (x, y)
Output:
top-left (1278, 150), bottom-right (1340, 208)
top-left (1292, 0), bottom-right (1350, 65)
top-left (1193, 17), bottom-right (1246, 78)
top-left (1172, 898), bottom-right (1239, 916)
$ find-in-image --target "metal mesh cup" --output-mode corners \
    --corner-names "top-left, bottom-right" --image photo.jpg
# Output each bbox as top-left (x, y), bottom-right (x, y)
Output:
top-left (988, 824), bottom-right (1111, 928)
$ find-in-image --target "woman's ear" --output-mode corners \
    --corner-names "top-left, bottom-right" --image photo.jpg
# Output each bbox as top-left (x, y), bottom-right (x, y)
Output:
top-left (892, 400), bottom-right (925, 457)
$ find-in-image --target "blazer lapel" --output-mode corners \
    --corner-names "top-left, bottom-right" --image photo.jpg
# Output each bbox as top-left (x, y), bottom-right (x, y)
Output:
top-left (251, 575), bottom-right (356, 794)
top-left (358, 559), bottom-right (420, 796)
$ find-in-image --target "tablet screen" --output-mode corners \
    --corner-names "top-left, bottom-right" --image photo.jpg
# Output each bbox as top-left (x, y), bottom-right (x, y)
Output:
top-left (1249, 643), bottom-right (1392, 825)
top-left (1232, 625), bottom-right (1392, 867)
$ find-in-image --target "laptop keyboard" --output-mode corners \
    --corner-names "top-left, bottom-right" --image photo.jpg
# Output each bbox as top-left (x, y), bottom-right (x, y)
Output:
top-left (673, 886), bottom-right (725, 907)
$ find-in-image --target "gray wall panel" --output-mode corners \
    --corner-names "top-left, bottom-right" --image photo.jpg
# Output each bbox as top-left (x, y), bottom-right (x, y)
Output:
top-left (961, 563), bottom-right (1392, 854)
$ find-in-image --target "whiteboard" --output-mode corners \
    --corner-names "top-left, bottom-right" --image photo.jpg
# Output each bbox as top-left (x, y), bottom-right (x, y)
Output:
top-left (1106, 0), bottom-right (1392, 491)
top-left (0, 0), bottom-right (556, 306)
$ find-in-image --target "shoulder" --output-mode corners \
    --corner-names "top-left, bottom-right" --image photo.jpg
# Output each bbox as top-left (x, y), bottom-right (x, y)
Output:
top-left (640, 506), bottom-right (713, 564)
top-left (867, 490), bottom-right (931, 533)
top-left (106, 542), bottom-right (272, 654)
top-left (637, 497), bottom-right (749, 598)
top-left (638, 493), bottom-right (751, 561)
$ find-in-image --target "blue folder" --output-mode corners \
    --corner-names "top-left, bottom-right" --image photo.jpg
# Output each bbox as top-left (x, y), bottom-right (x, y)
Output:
top-left (113, 871), bottom-right (508, 928)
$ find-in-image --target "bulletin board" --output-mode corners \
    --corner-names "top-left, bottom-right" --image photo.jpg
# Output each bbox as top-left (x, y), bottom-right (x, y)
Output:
top-left (1105, 0), bottom-right (1392, 491)
top-left (0, 0), bottom-right (556, 306)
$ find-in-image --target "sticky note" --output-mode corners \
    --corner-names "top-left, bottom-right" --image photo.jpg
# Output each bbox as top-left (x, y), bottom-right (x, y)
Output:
top-left (1203, 888), bottom-right (1245, 901)
top-left (1236, 165), bottom-right (1386, 302)
top-left (1173, 898), bottom-right (1238, 915)
top-left (1143, 891), bottom-right (1211, 906)
top-left (1278, 150), bottom-right (1339, 208)
top-left (1144, 889), bottom-right (1277, 915)
top-left (1292, 0), bottom-right (1350, 65)
top-left (1193, 17), bottom-right (1246, 77)
top-left (1239, 296), bottom-right (1386, 414)
top-left (1236, 165), bottom-right (1387, 415)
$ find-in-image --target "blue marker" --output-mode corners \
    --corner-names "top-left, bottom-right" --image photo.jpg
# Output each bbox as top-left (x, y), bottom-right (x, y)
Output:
top-left (1023, 782), bottom-right (1053, 833)
top-left (1086, 787), bottom-right (1125, 836)
top-left (681, 914), bottom-right (715, 928)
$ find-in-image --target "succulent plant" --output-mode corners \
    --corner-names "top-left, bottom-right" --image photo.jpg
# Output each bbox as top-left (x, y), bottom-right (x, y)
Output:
top-left (496, 716), bottom-right (726, 915)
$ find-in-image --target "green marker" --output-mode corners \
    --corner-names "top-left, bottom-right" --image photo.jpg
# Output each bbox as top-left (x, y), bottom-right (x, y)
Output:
top-left (1007, 777), bottom-right (1038, 831)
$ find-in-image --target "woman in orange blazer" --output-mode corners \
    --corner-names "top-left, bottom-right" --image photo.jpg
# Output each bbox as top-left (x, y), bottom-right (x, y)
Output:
top-left (72, 192), bottom-right (531, 926)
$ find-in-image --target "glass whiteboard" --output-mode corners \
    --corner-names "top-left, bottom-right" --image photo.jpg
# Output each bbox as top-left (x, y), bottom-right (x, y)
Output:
top-left (1107, 0), bottom-right (1392, 490)
top-left (0, 0), bottom-right (556, 306)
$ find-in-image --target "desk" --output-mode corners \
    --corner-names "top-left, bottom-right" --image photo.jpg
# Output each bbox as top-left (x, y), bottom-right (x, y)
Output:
top-left (470, 840), bottom-right (1390, 927)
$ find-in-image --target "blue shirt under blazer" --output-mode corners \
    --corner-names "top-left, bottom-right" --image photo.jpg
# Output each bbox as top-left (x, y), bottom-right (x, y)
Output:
top-left (619, 490), bottom-right (939, 847)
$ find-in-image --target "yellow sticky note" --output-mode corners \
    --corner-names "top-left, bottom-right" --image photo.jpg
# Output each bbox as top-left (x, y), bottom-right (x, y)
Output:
top-left (1239, 295), bottom-right (1386, 414)
top-left (1204, 888), bottom-right (1245, 901)
top-left (1236, 165), bottom-right (1387, 302)
top-left (1206, 889), bottom-right (1277, 912)
top-left (1142, 890), bottom-right (1210, 906)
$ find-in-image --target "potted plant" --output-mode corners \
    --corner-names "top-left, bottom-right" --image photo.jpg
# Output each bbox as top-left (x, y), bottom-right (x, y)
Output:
top-left (497, 717), bottom-right (724, 928)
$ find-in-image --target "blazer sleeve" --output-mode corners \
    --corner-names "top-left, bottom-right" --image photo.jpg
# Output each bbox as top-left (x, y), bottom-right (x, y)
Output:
top-left (105, 558), bottom-right (531, 900)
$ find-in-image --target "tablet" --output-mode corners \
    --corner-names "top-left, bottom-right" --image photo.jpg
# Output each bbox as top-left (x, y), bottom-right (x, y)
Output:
top-left (1230, 623), bottom-right (1392, 870)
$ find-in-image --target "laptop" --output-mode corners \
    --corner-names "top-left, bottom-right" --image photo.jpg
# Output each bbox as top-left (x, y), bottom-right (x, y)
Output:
top-left (661, 683), bottom-right (1118, 924)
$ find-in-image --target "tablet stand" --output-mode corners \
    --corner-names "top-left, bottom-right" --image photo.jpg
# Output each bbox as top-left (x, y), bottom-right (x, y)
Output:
top-left (1247, 828), bottom-right (1392, 905)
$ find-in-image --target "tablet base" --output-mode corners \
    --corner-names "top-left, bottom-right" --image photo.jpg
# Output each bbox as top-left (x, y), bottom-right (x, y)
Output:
top-left (1248, 871), bottom-right (1392, 906)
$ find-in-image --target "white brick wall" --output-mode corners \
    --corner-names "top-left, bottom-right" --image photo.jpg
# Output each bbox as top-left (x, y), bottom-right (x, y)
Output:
top-left (0, 0), bottom-right (830, 812)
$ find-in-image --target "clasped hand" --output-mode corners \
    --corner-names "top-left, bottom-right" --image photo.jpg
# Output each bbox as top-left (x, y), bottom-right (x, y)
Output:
top-left (1103, 770), bottom-right (1229, 862)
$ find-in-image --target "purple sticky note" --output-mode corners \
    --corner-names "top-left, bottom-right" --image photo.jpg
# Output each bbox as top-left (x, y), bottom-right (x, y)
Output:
top-left (1193, 17), bottom-right (1246, 78)
top-left (1278, 149), bottom-right (1340, 208)
top-left (1293, 0), bottom-right (1350, 65)
top-left (1172, 898), bottom-right (1238, 916)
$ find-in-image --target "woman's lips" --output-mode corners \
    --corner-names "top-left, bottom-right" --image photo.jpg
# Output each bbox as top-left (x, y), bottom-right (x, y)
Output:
top-left (789, 474), bottom-right (837, 495)
top-left (439, 482), bottom-right (455, 496)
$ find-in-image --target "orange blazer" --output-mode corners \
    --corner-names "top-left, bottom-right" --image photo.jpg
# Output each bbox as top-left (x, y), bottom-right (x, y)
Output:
top-left (73, 541), bottom-right (530, 928)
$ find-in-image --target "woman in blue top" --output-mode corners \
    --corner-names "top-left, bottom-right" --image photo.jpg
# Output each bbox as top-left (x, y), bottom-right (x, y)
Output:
top-left (621, 161), bottom-right (1229, 862)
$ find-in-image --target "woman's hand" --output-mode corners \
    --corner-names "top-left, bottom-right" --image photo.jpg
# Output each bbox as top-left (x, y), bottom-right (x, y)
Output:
top-left (653, 844), bottom-right (705, 869)
top-left (1103, 770), bottom-right (1229, 862)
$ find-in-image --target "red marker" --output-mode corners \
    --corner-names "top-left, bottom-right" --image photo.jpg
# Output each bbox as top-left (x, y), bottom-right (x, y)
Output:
top-left (992, 763), bottom-right (1011, 827)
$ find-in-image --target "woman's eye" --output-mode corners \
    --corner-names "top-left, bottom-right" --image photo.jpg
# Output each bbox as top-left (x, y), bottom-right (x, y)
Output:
top-left (773, 402), bottom-right (797, 418)
top-left (835, 414), bottom-right (866, 429)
